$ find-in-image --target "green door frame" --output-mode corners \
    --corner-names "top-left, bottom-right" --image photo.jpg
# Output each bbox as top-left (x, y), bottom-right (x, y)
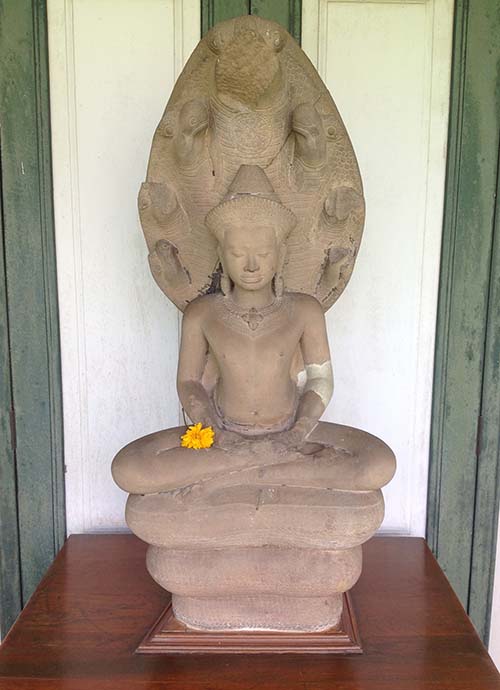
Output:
top-left (0, 0), bottom-right (65, 635)
top-left (427, 0), bottom-right (500, 643)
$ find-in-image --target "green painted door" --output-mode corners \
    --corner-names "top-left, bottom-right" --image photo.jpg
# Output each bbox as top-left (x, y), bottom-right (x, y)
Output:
top-left (0, 0), bottom-right (65, 635)
top-left (0, 170), bottom-right (22, 637)
top-left (202, 0), bottom-right (301, 42)
top-left (428, 0), bottom-right (500, 643)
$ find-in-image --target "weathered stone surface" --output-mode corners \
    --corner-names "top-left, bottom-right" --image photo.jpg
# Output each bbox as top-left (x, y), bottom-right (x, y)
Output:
top-left (140, 15), bottom-right (364, 312)
top-left (146, 545), bottom-right (362, 597)
top-left (126, 483), bottom-right (384, 550)
top-left (172, 593), bottom-right (344, 632)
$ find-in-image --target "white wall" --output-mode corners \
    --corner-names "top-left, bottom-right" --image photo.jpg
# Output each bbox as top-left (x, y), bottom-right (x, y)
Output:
top-left (489, 514), bottom-right (500, 669)
top-left (48, 0), bottom-right (199, 533)
top-left (303, 0), bottom-right (453, 536)
top-left (48, 0), bottom-right (453, 535)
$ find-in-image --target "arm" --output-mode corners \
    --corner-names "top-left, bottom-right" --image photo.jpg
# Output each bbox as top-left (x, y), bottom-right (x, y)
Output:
top-left (278, 297), bottom-right (333, 446)
top-left (177, 300), bottom-right (219, 428)
top-left (296, 296), bottom-right (333, 433)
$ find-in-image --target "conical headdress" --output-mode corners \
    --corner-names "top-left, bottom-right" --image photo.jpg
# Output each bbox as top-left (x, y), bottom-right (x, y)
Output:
top-left (205, 165), bottom-right (297, 243)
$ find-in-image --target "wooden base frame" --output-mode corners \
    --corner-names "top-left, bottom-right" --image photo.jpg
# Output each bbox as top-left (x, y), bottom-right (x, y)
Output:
top-left (136, 592), bottom-right (362, 654)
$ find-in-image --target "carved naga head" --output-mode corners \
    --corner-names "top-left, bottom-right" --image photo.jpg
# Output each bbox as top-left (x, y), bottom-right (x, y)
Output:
top-left (206, 18), bottom-right (286, 108)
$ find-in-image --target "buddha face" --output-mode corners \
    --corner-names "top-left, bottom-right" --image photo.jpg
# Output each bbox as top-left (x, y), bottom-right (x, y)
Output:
top-left (221, 224), bottom-right (279, 291)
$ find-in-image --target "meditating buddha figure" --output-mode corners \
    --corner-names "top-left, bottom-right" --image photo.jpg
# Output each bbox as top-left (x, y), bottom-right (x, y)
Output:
top-left (112, 165), bottom-right (395, 632)
top-left (113, 164), bottom-right (394, 495)
top-left (112, 15), bottom-right (396, 635)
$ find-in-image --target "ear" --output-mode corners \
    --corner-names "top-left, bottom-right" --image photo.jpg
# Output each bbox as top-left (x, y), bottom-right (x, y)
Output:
top-left (217, 245), bottom-right (231, 296)
top-left (274, 244), bottom-right (287, 299)
top-left (277, 243), bottom-right (287, 273)
top-left (216, 243), bottom-right (225, 270)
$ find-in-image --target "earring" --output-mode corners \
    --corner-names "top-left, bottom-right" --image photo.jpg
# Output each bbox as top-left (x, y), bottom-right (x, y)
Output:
top-left (218, 255), bottom-right (231, 296)
top-left (274, 273), bottom-right (285, 299)
top-left (221, 270), bottom-right (231, 296)
top-left (274, 247), bottom-right (286, 299)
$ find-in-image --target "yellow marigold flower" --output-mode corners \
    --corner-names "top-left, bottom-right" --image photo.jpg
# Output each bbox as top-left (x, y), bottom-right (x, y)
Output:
top-left (180, 422), bottom-right (215, 450)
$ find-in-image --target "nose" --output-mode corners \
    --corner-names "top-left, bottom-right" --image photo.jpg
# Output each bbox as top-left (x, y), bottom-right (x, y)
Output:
top-left (244, 254), bottom-right (259, 272)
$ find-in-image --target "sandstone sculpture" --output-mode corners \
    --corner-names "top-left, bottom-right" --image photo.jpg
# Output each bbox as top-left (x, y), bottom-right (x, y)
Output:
top-left (112, 15), bottom-right (395, 635)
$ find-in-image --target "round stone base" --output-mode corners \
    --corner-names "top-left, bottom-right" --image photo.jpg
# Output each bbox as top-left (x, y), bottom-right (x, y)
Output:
top-left (146, 544), bottom-right (362, 597)
top-left (146, 544), bottom-right (359, 632)
top-left (172, 593), bottom-right (343, 632)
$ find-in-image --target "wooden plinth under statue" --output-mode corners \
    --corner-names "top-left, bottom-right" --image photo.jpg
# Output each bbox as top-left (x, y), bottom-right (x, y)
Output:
top-left (136, 592), bottom-right (361, 654)
top-left (112, 15), bottom-right (396, 647)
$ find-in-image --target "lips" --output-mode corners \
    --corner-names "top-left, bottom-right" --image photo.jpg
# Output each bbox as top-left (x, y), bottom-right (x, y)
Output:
top-left (241, 277), bottom-right (263, 284)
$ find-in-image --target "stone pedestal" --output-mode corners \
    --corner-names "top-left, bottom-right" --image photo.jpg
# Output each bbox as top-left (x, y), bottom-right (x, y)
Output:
top-left (146, 544), bottom-right (361, 631)
top-left (171, 593), bottom-right (344, 633)
top-left (126, 475), bottom-right (384, 632)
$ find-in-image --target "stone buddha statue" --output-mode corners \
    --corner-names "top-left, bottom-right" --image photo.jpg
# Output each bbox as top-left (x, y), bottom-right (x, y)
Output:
top-left (112, 15), bottom-right (396, 634)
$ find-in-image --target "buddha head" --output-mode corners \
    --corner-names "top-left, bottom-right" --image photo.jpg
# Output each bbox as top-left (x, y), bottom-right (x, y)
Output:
top-left (205, 165), bottom-right (296, 298)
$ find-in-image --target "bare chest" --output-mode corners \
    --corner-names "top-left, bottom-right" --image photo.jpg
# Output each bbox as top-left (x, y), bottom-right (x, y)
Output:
top-left (204, 296), bottom-right (302, 371)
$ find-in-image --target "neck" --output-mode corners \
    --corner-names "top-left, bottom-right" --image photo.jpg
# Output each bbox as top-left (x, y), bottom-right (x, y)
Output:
top-left (230, 283), bottom-right (275, 309)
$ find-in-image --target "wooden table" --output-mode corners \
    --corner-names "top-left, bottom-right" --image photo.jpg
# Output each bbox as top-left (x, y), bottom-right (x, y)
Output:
top-left (0, 535), bottom-right (498, 689)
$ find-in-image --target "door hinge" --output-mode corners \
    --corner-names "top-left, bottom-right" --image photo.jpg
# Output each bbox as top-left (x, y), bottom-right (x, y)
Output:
top-left (475, 414), bottom-right (484, 459)
top-left (9, 406), bottom-right (16, 452)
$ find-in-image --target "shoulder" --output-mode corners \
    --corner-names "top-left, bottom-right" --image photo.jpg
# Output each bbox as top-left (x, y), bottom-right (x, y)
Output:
top-left (287, 292), bottom-right (325, 319)
top-left (183, 293), bottom-right (218, 325)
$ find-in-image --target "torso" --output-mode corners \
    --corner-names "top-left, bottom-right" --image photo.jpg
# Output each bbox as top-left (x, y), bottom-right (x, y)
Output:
top-left (201, 293), bottom-right (304, 433)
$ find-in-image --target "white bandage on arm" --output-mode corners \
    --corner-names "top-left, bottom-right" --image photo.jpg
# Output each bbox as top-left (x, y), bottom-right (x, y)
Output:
top-left (303, 360), bottom-right (334, 408)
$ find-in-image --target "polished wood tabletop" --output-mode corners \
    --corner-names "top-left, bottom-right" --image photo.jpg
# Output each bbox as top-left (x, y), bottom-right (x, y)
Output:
top-left (0, 534), bottom-right (498, 689)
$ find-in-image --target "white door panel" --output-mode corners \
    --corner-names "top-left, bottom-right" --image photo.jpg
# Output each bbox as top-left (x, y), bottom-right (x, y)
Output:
top-left (48, 0), bottom-right (200, 533)
top-left (303, 0), bottom-right (453, 535)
